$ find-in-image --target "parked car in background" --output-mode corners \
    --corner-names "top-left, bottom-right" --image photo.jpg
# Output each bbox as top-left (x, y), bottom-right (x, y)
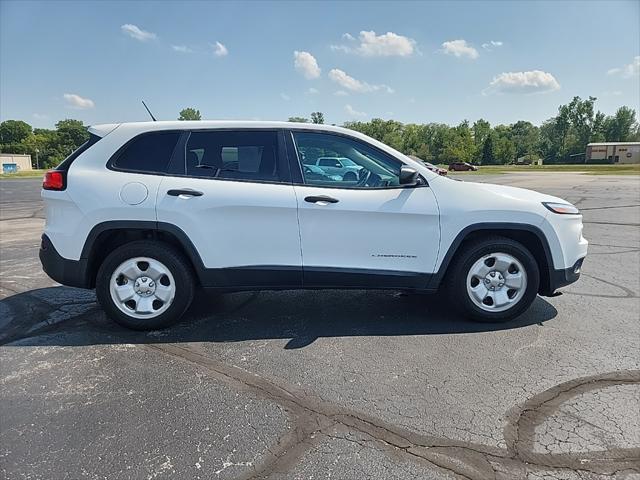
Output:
top-left (302, 163), bottom-right (342, 182)
top-left (40, 121), bottom-right (587, 330)
top-left (423, 162), bottom-right (447, 176)
top-left (315, 156), bottom-right (363, 181)
top-left (448, 162), bottom-right (478, 171)
top-left (407, 155), bottom-right (447, 176)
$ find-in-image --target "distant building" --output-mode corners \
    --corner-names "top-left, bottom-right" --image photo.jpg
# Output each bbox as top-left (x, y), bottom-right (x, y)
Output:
top-left (586, 142), bottom-right (640, 164)
top-left (0, 154), bottom-right (32, 173)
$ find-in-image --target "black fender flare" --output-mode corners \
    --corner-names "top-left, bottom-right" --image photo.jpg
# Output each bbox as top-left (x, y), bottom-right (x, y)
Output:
top-left (81, 220), bottom-right (207, 284)
top-left (428, 222), bottom-right (554, 289)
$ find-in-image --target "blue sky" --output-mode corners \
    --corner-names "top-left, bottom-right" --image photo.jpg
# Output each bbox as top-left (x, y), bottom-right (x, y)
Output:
top-left (1, 0), bottom-right (639, 129)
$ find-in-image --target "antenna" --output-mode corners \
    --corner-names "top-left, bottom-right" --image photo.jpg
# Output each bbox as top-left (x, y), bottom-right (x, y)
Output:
top-left (141, 100), bottom-right (157, 121)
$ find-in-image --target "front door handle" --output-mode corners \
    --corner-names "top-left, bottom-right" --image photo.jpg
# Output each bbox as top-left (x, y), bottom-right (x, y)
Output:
top-left (305, 195), bottom-right (339, 204)
top-left (167, 189), bottom-right (203, 197)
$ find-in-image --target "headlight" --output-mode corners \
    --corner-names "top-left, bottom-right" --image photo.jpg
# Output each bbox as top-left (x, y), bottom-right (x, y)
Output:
top-left (542, 202), bottom-right (580, 215)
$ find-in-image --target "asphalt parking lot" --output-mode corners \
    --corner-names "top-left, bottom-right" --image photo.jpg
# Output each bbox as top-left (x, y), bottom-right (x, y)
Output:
top-left (1, 173), bottom-right (639, 480)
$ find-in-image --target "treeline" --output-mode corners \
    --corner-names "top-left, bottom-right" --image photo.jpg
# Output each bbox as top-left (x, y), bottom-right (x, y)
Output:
top-left (0, 119), bottom-right (89, 169)
top-left (344, 97), bottom-right (639, 165)
top-left (1, 96), bottom-right (638, 169)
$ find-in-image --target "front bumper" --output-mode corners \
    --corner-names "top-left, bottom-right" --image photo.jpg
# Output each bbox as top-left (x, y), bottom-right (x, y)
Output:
top-left (540, 257), bottom-right (584, 296)
top-left (39, 234), bottom-right (90, 288)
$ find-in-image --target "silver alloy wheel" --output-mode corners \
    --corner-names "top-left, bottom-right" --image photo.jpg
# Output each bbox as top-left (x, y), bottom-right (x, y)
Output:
top-left (466, 252), bottom-right (527, 313)
top-left (109, 257), bottom-right (176, 319)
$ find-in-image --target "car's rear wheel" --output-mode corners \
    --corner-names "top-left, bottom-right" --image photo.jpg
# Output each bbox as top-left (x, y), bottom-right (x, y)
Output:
top-left (445, 236), bottom-right (539, 322)
top-left (96, 241), bottom-right (195, 330)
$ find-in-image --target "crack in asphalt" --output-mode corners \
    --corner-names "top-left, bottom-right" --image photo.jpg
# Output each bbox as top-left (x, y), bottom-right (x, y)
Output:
top-left (561, 273), bottom-right (640, 299)
top-left (583, 221), bottom-right (640, 227)
top-left (147, 343), bottom-right (640, 480)
top-left (579, 204), bottom-right (640, 211)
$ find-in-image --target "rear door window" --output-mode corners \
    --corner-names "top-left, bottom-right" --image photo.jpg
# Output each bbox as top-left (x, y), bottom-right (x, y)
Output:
top-left (184, 130), bottom-right (282, 183)
top-left (111, 131), bottom-right (181, 174)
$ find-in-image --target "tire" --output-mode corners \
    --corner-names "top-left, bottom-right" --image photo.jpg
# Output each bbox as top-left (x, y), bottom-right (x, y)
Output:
top-left (444, 236), bottom-right (539, 323)
top-left (95, 240), bottom-right (195, 330)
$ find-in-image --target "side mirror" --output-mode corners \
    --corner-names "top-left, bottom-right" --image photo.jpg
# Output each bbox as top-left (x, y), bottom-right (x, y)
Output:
top-left (399, 166), bottom-right (419, 185)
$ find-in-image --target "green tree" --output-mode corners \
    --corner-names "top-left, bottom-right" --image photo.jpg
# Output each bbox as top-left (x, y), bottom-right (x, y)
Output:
top-left (442, 121), bottom-right (475, 164)
top-left (481, 134), bottom-right (496, 165)
top-left (493, 125), bottom-right (516, 164)
top-left (178, 108), bottom-right (201, 121)
top-left (310, 112), bottom-right (325, 124)
top-left (603, 106), bottom-right (637, 142)
top-left (288, 116), bottom-right (309, 123)
top-left (402, 124), bottom-right (431, 160)
top-left (55, 119), bottom-right (89, 148)
top-left (0, 120), bottom-right (32, 145)
top-left (510, 121), bottom-right (540, 159)
top-left (472, 119), bottom-right (491, 162)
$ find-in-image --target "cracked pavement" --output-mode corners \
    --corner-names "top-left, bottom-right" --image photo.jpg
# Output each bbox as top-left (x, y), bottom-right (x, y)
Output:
top-left (1, 174), bottom-right (639, 479)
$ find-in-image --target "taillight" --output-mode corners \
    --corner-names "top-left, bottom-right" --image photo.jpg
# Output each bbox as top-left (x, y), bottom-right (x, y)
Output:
top-left (43, 170), bottom-right (66, 191)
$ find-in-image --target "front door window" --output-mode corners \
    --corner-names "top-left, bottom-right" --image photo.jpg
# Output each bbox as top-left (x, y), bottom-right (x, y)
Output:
top-left (293, 132), bottom-right (403, 188)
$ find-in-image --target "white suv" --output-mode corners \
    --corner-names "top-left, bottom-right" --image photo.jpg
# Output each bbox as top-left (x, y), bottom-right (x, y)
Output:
top-left (40, 121), bottom-right (588, 330)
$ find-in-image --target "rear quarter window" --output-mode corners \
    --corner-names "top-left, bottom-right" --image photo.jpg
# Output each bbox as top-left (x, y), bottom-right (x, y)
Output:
top-left (111, 131), bottom-right (181, 174)
top-left (56, 133), bottom-right (102, 171)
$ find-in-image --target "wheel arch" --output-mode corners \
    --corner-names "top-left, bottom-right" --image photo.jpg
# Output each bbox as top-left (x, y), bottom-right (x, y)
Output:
top-left (431, 223), bottom-right (554, 294)
top-left (82, 221), bottom-right (205, 288)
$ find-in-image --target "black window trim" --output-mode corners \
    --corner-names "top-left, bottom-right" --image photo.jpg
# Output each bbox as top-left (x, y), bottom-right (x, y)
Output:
top-left (286, 129), bottom-right (429, 190)
top-left (163, 128), bottom-right (293, 186)
top-left (106, 129), bottom-right (183, 176)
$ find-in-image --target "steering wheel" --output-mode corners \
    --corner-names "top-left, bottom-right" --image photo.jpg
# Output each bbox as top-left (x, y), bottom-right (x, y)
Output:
top-left (356, 169), bottom-right (372, 187)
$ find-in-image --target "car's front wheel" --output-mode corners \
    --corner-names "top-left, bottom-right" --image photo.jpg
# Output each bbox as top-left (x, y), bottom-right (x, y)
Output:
top-left (95, 240), bottom-right (195, 330)
top-left (445, 236), bottom-right (540, 322)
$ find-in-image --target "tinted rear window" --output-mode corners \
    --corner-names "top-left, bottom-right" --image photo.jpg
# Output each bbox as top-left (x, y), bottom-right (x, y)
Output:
top-left (184, 130), bottom-right (281, 182)
top-left (112, 131), bottom-right (180, 173)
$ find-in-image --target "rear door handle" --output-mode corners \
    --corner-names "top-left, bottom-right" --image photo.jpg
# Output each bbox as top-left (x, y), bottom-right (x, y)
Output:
top-left (167, 189), bottom-right (203, 197)
top-left (304, 195), bottom-right (339, 204)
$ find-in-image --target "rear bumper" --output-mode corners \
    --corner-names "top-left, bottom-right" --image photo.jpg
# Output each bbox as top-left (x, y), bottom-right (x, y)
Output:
top-left (540, 257), bottom-right (584, 296)
top-left (39, 234), bottom-right (90, 288)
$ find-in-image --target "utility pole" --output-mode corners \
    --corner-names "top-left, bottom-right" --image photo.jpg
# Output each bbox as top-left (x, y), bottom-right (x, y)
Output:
top-left (35, 148), bottom-right (40, 170)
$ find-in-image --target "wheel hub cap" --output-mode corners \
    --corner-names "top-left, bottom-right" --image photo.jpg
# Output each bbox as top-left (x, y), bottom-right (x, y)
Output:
top-left (484, 271), bottom-right (505, 290)
top-left (109, 257), bottom-right (176, 320)
top-left (466, 252), bottom-right (528, 313)
top-left (134, 276), bottom-right (156, 296)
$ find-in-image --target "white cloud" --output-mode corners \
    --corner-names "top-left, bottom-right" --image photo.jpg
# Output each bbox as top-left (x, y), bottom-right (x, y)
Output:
top-left (328, 69), bottom-right (393, 93)
top-left (293, 51), bottom-right (321, 79)
top-left (331, 30), bottom-right (416, 57)
top-left (32, 113), bottom-right (48, 119)
top-left (330, 45), bottom-right (350, 54)
top-left (307, 87), bottom-right (319, 95)
top-left (172, 45), bottom-right (192, 53)
top-left (63, 93), bottom-right (95, 109)
top-left (484, 70), bottom-right (560, 95)
top-left (121, 24), bottom-right (157, 42)
top-left (603, 90), bottom-right (623, 96)
top-left (334, 90), bottom-right (349, 96)
top-left (607, 56), bottom-right (639, 78)
top-left (345, 104), bottom-right (366, 117)
top-left (280, 93), bottom-right (291, 101)
top-left (441, 39), bottom-right (479, 59)
top-left (212, 41), bottom-right (228, 57)
top-left (482, 40), bottom-right (503, 50)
